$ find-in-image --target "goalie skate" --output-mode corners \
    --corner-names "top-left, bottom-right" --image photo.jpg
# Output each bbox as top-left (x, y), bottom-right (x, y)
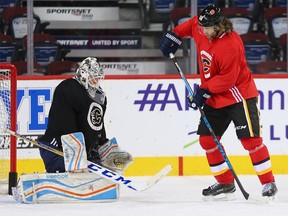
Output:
top-left (202, 182), bottom-right (236, 201)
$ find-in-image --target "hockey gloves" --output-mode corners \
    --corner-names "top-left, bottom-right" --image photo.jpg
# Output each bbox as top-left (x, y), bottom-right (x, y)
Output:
top-left (160, 31), bottom-right (182, 58)
top-left (188, 86), bottom-right (211, 110)
top-left (98, 137), bottom-right (133, 172)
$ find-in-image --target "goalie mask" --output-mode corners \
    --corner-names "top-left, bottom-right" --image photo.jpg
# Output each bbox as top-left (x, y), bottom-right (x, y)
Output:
top-left (76, 57), bottom-right (106, 103)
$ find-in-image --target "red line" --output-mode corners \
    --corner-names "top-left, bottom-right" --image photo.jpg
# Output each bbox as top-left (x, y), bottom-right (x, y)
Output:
top-left (178, 156), bottom-right (183, 176)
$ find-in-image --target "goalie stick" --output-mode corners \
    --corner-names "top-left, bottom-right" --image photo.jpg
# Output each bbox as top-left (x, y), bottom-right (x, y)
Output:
top-left (169, 53), bottom-right (269, 203)
top-left (5, 129), bottom-right (172, 192)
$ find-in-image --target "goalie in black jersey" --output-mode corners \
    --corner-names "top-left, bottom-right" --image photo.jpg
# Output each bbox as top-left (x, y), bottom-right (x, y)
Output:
top-left (38, 57), bottom-right (133, 173)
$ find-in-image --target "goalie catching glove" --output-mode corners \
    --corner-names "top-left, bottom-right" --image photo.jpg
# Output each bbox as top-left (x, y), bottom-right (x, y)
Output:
top-left (98, 137), bottom-right (133, 171)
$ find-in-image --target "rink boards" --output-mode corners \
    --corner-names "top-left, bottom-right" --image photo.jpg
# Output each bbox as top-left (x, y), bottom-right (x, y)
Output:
top-left (12, 75), bottom-right (288, 175)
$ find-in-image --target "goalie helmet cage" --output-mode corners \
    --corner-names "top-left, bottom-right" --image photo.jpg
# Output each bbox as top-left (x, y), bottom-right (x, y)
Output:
top-left (0, 63), bottom-right (17, 195)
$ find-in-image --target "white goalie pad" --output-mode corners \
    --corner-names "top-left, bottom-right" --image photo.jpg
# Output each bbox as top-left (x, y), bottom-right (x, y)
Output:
top-left (13, 172), bottom-right (119, 204)
top-left (61, 132), bottom-right (88, 172)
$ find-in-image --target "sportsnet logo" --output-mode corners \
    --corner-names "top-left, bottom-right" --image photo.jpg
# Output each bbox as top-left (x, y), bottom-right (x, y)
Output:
top-left (34, 7), bottom-right (119, 21)
top-left (46, 8), bottom-right (93, 20)
top-left (46, 8), bottom-right (91, 15)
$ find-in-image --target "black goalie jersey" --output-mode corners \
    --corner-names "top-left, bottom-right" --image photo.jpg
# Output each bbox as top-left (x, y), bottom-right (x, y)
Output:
top-left (38, 78), bottom-right (108, 154)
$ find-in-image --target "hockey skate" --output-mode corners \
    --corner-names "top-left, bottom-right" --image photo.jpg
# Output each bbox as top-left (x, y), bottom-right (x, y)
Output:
top-left (262, 182), bottom-right (278, 200)
top-left (202, 182), bottom-right (236, 201)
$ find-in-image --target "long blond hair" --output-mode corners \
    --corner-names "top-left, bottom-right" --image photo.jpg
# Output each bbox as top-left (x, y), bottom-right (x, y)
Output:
top-left (216, 17), bottom-right (234, 34)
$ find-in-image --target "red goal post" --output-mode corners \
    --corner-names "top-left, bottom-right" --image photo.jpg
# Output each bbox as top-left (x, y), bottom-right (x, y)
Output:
top-left (0, 63), bottom-right (17, 195)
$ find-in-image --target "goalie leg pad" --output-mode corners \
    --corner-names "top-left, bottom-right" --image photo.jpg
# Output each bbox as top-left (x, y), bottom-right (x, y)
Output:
top-left (13, 172), bottom-right (119, 204)
top-left (61, 132), bottom-right (88, 172)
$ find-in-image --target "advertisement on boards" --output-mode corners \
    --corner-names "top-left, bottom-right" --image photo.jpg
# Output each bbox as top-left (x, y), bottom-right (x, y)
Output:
top-left (33, 7), bottom-right (119, 21)
top-left (15, 78), bottom-right (288, 161)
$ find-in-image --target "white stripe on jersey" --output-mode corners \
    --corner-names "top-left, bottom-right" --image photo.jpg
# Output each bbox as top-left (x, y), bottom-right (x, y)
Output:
top-left (253, 159), bottom-right (271, 173)
top-left (210, 161), bottom-right (229, 174)
top-left (229, 86), bottom-right (244, 102)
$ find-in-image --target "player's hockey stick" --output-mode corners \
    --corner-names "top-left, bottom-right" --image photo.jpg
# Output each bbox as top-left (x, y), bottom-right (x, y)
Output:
top-left (169, 53), bottom-right (269, 203)
top-left (5, 128), bottom-right (172, 192)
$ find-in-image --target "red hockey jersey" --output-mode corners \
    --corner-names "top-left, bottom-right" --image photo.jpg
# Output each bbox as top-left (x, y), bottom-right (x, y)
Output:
top-left (173, 16), bottom-right (259, 108)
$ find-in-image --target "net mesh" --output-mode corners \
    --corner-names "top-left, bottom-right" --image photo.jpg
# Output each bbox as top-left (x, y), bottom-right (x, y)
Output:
top-left (0, 69), bottom-right (12, 194)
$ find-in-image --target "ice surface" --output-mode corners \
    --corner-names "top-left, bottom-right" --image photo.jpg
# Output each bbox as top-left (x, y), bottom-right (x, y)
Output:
top-left (0, 175), bottom-right (287, 216)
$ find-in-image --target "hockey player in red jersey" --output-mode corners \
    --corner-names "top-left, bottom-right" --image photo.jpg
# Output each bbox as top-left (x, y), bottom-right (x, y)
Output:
top-left (160, 4), bottom-right (278, 200)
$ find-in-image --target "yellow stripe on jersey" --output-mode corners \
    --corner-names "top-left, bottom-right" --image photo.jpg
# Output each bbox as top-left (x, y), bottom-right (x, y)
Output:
top-left (213, 167), bottom-right (230, 176)
top-left (256, 167), bottom-right (272, 176)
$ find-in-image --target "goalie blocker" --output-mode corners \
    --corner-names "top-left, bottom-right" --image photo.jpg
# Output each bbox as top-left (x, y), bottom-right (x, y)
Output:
top-left (13, 132), bottom-right (133, 203)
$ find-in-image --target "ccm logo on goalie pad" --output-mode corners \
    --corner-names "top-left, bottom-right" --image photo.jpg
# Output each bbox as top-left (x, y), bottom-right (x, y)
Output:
top-left (88, 163), bottom-right (136, 190)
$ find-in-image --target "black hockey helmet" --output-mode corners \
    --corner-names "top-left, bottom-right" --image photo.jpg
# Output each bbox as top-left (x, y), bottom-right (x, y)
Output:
top-left (198, 4), bottom-right (224, 27)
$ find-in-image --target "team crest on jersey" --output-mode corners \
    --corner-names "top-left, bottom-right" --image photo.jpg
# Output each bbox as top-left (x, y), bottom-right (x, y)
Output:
top-left (200, 50), bottom-right (212, 78)
top-left (87, 102), bottom-right (103, 131)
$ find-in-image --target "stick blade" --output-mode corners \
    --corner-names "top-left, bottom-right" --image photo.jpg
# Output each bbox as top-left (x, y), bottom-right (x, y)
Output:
top-left (138, 165), bottom-right (172, 191)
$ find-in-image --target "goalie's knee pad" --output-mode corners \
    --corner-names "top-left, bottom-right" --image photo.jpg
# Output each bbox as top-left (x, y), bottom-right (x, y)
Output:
top-left (240, 137), bottom-right (263, 151)
top-left (61, 132), bottom-right (88, 172)
top-left (199, 135), bottom-right (221, 151)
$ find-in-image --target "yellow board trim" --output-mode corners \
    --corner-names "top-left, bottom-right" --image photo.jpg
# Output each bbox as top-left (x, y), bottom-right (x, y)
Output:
top-left (9, 155), bottom-right (288, 176)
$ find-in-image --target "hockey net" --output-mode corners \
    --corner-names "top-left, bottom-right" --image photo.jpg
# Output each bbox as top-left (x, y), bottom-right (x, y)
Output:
top-left (0, 63), bottom-right (17, 195)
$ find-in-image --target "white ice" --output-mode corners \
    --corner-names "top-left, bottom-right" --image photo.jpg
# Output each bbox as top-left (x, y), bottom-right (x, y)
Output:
top-left (1, 175), bottom-right (287, 216)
